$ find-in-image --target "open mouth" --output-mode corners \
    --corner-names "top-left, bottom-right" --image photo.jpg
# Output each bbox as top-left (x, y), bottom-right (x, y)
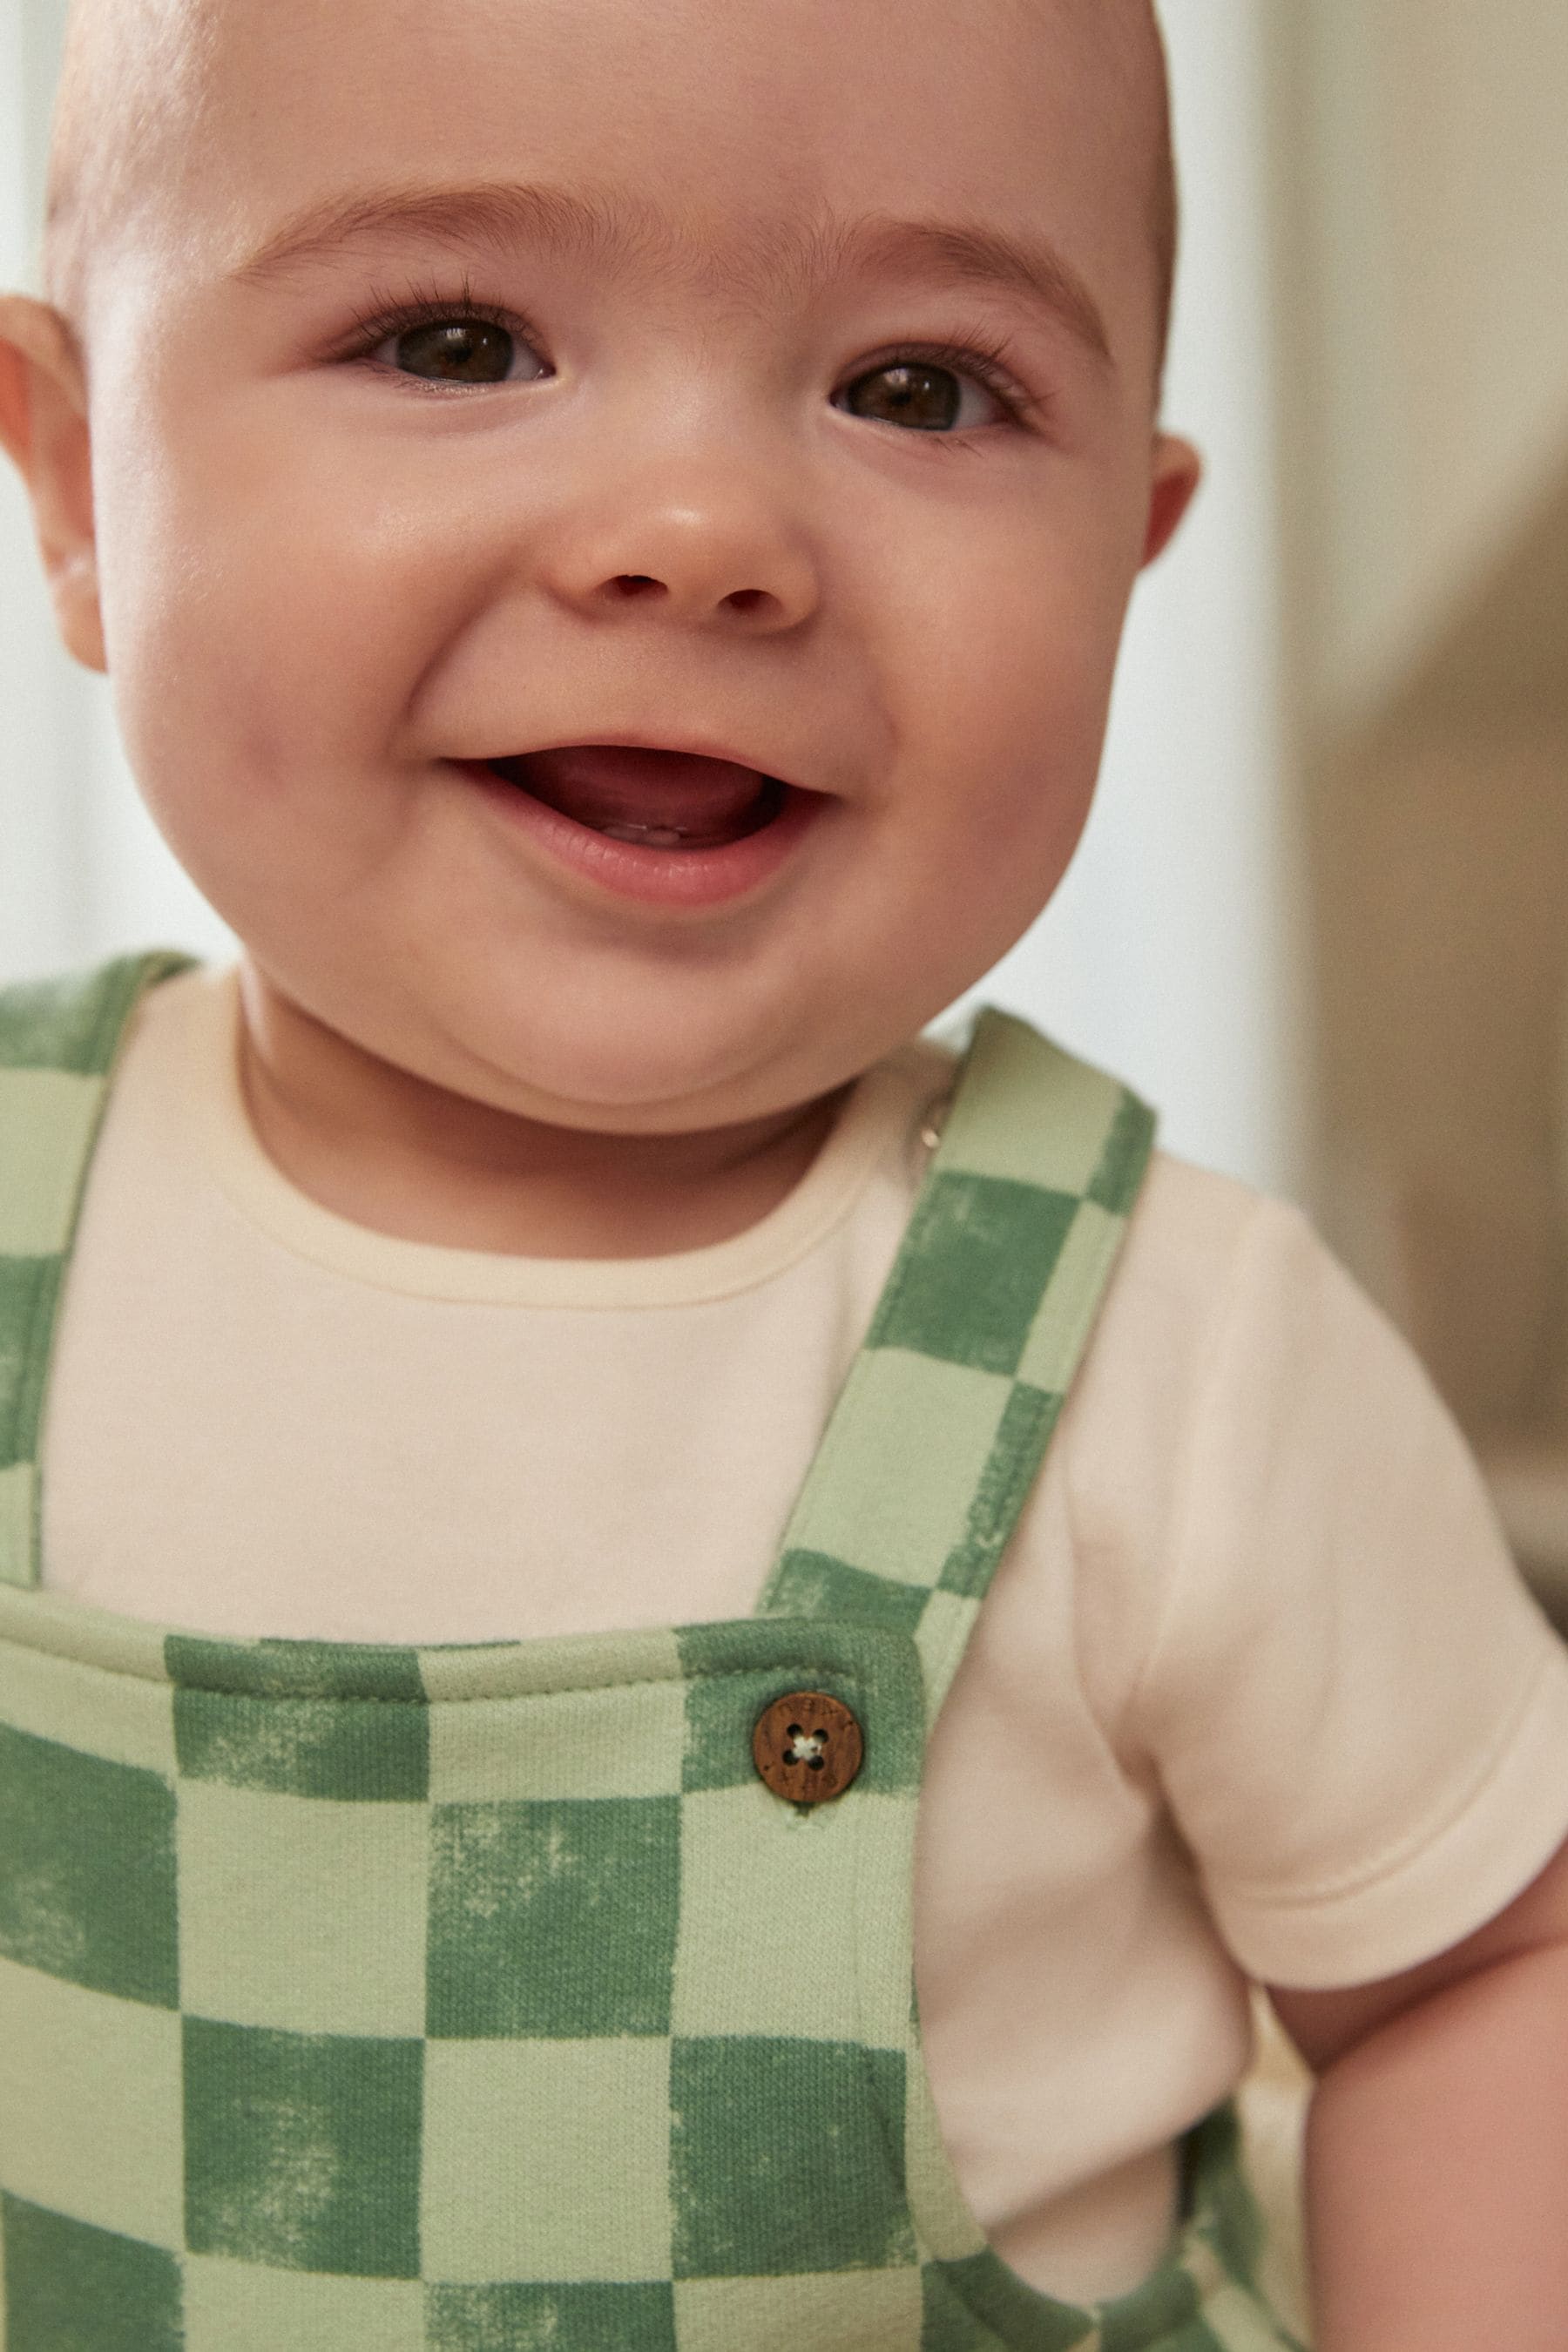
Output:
top-left (483, 746), bottom-right (790, 851)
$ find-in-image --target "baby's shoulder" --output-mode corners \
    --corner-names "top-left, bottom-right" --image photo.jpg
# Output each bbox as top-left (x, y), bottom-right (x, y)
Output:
top-left (1093, 1141), bottom-right (1324, 1330)
top-left (910, 1019), bottom-right (1355, 1401)
top-left (1071, 1143), bottom-right (1439, 1471)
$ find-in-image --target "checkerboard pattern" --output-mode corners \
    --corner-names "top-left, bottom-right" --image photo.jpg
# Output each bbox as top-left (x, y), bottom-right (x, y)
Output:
top-left (760, 1007), bottom-right (1162, 1720)
top-left (0, 953), bottom-right (195, 1592)
top-left (0, 957), bottom-right (1308, 2349)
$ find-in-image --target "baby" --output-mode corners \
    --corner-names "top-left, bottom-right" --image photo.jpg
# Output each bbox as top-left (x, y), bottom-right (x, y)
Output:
top-left (3, 0), bottom-right (1568, 2345)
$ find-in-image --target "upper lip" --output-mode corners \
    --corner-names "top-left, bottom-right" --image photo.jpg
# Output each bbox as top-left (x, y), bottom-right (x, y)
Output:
top-left (461, 735), bottom-right (808, 791)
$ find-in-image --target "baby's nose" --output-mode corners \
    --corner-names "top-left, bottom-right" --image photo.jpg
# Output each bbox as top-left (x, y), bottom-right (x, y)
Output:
top-left (527, 474), bottom-right (821, 632)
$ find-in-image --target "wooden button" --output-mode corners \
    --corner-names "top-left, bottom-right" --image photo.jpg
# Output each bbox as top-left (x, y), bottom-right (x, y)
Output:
top-left (753, 1692), bottom-right (864, 1804)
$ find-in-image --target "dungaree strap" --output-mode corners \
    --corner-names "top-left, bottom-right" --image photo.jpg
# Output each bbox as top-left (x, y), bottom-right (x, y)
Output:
top-left (0, 952), bottom-right (195, 1588)
top-left (758, 1008), bottom-right (1156, 1719)
top-left (0, 963), bottom-right (1154, 1673)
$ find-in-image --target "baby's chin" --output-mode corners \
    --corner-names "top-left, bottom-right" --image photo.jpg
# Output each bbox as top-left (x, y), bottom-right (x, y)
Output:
top-left (436, 990), bottom-right (866, 1137)
top-left (253, 946), bottom-right (875, 1141)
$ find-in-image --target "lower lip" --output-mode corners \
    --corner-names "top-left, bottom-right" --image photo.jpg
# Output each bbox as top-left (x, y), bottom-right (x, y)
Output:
top-left (450, 760), bottom-right (826, 909)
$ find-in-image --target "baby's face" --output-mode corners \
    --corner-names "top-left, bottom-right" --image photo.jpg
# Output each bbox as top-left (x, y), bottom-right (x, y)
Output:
top-left (68, 0), bottom-right (1194, 1129)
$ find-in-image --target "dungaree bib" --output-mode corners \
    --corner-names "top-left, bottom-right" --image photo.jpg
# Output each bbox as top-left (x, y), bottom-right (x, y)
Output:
top-left (0, 956), bottom-right (1307, 2351)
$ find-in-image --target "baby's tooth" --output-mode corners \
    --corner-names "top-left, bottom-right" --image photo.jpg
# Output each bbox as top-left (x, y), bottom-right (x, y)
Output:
top-left (600, 822), bottom-right (689, 848)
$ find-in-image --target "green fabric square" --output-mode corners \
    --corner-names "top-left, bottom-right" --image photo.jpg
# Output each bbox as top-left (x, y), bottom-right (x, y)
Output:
top-left (171, 1639), bottom-right (429, 1801)
top-left (868, 1173), bottom-right (1077, 1375)
top-left (923, 2255), bottom-right (1095, 2350)
top-left (427, 1796), bottom-right (679, 2038)
top-left (0, 957), bottom-right (186, 1076)
top-left (427, 2282), bottom-right (678, 2349)
top-left (0, 1461), bottom-right (34, 1588)
top-left (0, 1720), bottom-right (177, 2006)
top-left (671, 2038), bottom-right (915, 2279)
top-left (172, 1693), bottom-right (429, 1796)
top-left (767, 1552), bottom-right (929, 1635)
top-left (1181, 2107), bottom-right (1263, 2291)
top-left (937, 1384), bottom-right (1060, 1598)
top-left (917, 2266), bottom-right (1004, 2351)
top-left (0, 1256), bottom-right (61, 1474)
top-left (1096, 2266), bottom-right (1207, 2352)
top-left (183, 2017), bottom-right (422, 2277)
top-left (1, 2194), bottom-right (182, 2352)
top-left (173, 1688), bottom-right (429, 1802)
top-left (1086, 1091), bottom-right (1157, 1216)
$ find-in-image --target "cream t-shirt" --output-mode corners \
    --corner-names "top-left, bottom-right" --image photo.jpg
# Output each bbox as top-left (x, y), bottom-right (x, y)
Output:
top-left (38, 965), bottom-right (1568, 2305)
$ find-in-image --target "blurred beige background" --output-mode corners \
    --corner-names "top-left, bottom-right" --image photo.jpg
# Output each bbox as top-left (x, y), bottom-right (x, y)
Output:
top-left (1267, 3), bottom-right (1568, 1617)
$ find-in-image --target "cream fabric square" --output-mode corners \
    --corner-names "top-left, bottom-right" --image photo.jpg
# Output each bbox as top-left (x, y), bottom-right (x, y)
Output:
top-left (422, 2035), bottom-right (673, 2281)
top-left (177, 1781), bottom-right (428, 2036)
top-left (0, 1956), bottom-right (184, 2249)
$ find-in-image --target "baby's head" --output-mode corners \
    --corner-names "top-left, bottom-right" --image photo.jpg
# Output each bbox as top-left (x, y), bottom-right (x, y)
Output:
top-left (3, 0), bottom-right (1197, 1135)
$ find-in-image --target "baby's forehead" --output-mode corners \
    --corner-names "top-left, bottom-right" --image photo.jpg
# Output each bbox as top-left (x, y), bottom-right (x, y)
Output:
top-left (48, 0), bottom-right (1171, 342)
top-left (46, 0), bottom-right (215, 302)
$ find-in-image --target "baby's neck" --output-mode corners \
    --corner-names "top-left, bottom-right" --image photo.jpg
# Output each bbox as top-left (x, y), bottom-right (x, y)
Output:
top-left (233, 970), bottom-right (845, 1261)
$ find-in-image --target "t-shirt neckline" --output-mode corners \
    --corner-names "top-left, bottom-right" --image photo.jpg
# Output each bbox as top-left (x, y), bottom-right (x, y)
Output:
top-left (182, 967), bottom-right (946, 1309)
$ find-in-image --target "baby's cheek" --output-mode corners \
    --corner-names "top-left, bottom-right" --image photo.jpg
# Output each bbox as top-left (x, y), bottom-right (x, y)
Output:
top-left (835, 783), bottom-right (1087, 1033)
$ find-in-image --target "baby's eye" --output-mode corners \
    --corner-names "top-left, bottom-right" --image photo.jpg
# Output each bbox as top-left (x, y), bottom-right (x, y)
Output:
top-left (368, 315), bottom-right (548, 387)
top-left (835, 355), bottom-right (1015, 434)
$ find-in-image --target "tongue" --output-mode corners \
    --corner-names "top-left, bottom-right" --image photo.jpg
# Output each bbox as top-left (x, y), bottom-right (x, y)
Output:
top-left (504, 746), bottom-right (772, 840)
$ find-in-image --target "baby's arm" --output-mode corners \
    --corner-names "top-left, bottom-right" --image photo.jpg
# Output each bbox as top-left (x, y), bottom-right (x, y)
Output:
top-left (1268, 1825), bottom-right (1568, 2351)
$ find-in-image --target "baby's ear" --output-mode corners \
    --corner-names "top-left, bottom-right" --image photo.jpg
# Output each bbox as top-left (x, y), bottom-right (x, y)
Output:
top-left (0, 297), bottom-right (106, 673)
top-left (1141, 432), bottom-right (1202, 570)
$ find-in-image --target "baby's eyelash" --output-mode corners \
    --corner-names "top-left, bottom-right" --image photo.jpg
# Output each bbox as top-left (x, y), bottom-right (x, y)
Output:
top-left (334, 286), bottom-right (1051, 435)
top-left (338, 275), bottom-right (540, 362)
top-left (862, 334), bottom-right (1052, 436)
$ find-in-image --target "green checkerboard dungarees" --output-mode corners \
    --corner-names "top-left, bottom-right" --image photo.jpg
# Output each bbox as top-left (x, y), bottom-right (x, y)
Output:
top-left (0, 955), bottom-right (1308, 2350)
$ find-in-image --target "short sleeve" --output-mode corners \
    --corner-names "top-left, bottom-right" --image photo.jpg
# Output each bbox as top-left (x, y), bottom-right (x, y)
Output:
top-left (1125, 1194), bottom-right (1568, 1990)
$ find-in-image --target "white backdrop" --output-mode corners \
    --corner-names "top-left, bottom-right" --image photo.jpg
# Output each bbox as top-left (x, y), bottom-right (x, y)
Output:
top-left (0, 0), bottom-right (1296, 1190)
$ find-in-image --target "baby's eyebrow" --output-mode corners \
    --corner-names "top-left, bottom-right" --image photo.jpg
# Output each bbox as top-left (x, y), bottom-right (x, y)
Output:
top-left (230, 179), bottom-right (1113, 366)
